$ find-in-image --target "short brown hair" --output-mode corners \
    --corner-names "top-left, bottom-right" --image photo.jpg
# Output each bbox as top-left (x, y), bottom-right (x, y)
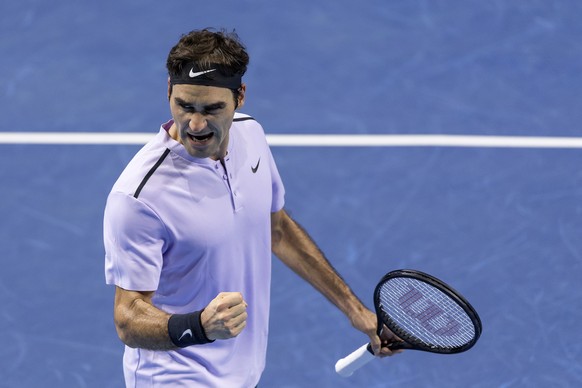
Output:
top-left (166, 28), bottom-right (249, 79)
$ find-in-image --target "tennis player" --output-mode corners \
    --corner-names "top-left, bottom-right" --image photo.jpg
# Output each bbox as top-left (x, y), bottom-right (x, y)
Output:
top-left (104, 28), bottom-right (400, 387)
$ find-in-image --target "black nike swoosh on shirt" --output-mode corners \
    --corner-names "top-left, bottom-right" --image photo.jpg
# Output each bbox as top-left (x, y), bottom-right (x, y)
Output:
top-left (251, 158), bottom-right (261, 173)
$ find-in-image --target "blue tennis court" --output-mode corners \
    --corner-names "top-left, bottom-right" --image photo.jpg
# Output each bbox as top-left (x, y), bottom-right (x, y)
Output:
top-left (1, 1), bottom-right (581, 387)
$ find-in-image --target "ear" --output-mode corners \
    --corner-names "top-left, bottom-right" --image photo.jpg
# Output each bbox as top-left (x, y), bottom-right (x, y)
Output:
top-left (236, 83), bottom-right (246, 110)
top-left (167, 78), bottom-right (172, 101)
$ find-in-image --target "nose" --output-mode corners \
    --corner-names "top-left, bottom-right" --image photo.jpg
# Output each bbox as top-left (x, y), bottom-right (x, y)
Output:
top-left (189, 113), bottom-right (207, 132)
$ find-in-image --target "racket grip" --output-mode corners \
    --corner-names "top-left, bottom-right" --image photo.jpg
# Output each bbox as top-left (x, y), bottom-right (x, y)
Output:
top-left (335, 343), bottom-right (375, 377)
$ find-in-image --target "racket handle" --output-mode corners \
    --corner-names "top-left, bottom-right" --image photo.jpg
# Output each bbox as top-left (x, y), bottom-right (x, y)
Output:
top-left (335, 343), bottom-right (375, 377)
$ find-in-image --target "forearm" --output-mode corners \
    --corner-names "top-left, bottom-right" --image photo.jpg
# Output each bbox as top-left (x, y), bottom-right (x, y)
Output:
top-left (114, 288), bottom-right (246, 350)
top-left (271, 210), bottom-right (402, 356)
top-left (271, 211), bottom-right (368, 321)
top-left (114, 288), bottom-right (175, 350)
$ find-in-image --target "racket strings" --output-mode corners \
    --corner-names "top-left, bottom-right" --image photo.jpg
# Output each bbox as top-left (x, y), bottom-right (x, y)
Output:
top-left (378, 278), bottom-right (476, 350)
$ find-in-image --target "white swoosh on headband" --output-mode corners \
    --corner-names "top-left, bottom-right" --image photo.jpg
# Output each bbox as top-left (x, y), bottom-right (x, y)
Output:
top-left (189, 68), bottom-right (217, 78)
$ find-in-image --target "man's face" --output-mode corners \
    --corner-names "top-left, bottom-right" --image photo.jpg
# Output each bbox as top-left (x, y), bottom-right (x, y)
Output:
top-left (168, 83), bottom-right (245, 160)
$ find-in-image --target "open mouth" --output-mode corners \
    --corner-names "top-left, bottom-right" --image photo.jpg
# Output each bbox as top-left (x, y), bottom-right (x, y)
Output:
top-left (188, 132), bottom-right (214, 144)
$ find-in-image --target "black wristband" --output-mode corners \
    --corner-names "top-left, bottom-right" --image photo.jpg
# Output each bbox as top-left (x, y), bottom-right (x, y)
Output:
top-left (168, 310), bottom-right (214, 348)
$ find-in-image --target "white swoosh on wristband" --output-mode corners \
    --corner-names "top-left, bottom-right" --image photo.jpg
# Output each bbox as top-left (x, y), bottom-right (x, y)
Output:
top-left (178, 329), bottom-right (193, 341)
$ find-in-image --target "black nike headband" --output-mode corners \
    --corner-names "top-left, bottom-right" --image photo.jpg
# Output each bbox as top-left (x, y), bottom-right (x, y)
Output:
top-left (169, 63), bottom-right (243, 89)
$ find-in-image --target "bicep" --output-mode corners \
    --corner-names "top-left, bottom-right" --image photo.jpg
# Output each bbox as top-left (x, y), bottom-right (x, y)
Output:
top-left (270, 208), bottom-right (314, 266)
top-left (270, 208), bottom-right (290, 255)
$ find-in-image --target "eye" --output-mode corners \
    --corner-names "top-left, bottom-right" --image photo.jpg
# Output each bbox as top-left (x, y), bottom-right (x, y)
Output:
top-left (180, 104), bottom-right (195, 113)
top-left (175, 100), bottom-right (226, 115)
top-left (203, 108), bottom-right (220, 115)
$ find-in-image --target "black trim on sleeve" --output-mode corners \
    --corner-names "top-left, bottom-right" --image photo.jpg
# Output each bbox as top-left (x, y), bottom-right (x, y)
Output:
top-left (233, 116), bottom-right (255, 122)
top-left (133, 148), bottom-right (171, 199)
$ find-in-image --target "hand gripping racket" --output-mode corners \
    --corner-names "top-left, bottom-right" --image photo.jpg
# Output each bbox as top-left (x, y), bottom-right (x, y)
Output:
top-left (335, 269), bottom-right (482, 377)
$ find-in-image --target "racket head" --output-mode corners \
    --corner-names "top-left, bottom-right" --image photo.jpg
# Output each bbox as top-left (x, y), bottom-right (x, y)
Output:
top-left (374, 269), bottom-right (482, 354)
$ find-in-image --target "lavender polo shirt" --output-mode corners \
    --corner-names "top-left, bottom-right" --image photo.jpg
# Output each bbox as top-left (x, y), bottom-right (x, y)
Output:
top-left (104, 113), bottom-right (285, 387)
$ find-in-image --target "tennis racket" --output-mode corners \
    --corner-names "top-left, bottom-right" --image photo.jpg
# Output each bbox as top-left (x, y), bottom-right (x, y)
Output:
top-left (335, 269), bottom-right (482, 377)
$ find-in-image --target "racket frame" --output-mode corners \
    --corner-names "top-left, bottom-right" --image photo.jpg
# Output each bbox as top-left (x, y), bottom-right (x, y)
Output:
top-left (374, 269), bottom-right (482, 354)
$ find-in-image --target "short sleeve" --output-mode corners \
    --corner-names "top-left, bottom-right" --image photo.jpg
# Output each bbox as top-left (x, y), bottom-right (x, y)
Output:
top-left (103, 191), bottom-right (168, 291)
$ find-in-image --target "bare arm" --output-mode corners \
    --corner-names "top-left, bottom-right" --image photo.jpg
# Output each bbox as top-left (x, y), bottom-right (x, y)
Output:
top-left (113, 287), bottom-right (174, 350)
top-left (113, 287), bottom-right (248, 350)
top-left (270, 209), bottom-right (399, 356)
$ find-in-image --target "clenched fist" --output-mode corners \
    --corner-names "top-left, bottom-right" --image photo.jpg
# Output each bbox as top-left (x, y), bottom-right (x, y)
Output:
top-left (200, 292), bottom-right (248, 340)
